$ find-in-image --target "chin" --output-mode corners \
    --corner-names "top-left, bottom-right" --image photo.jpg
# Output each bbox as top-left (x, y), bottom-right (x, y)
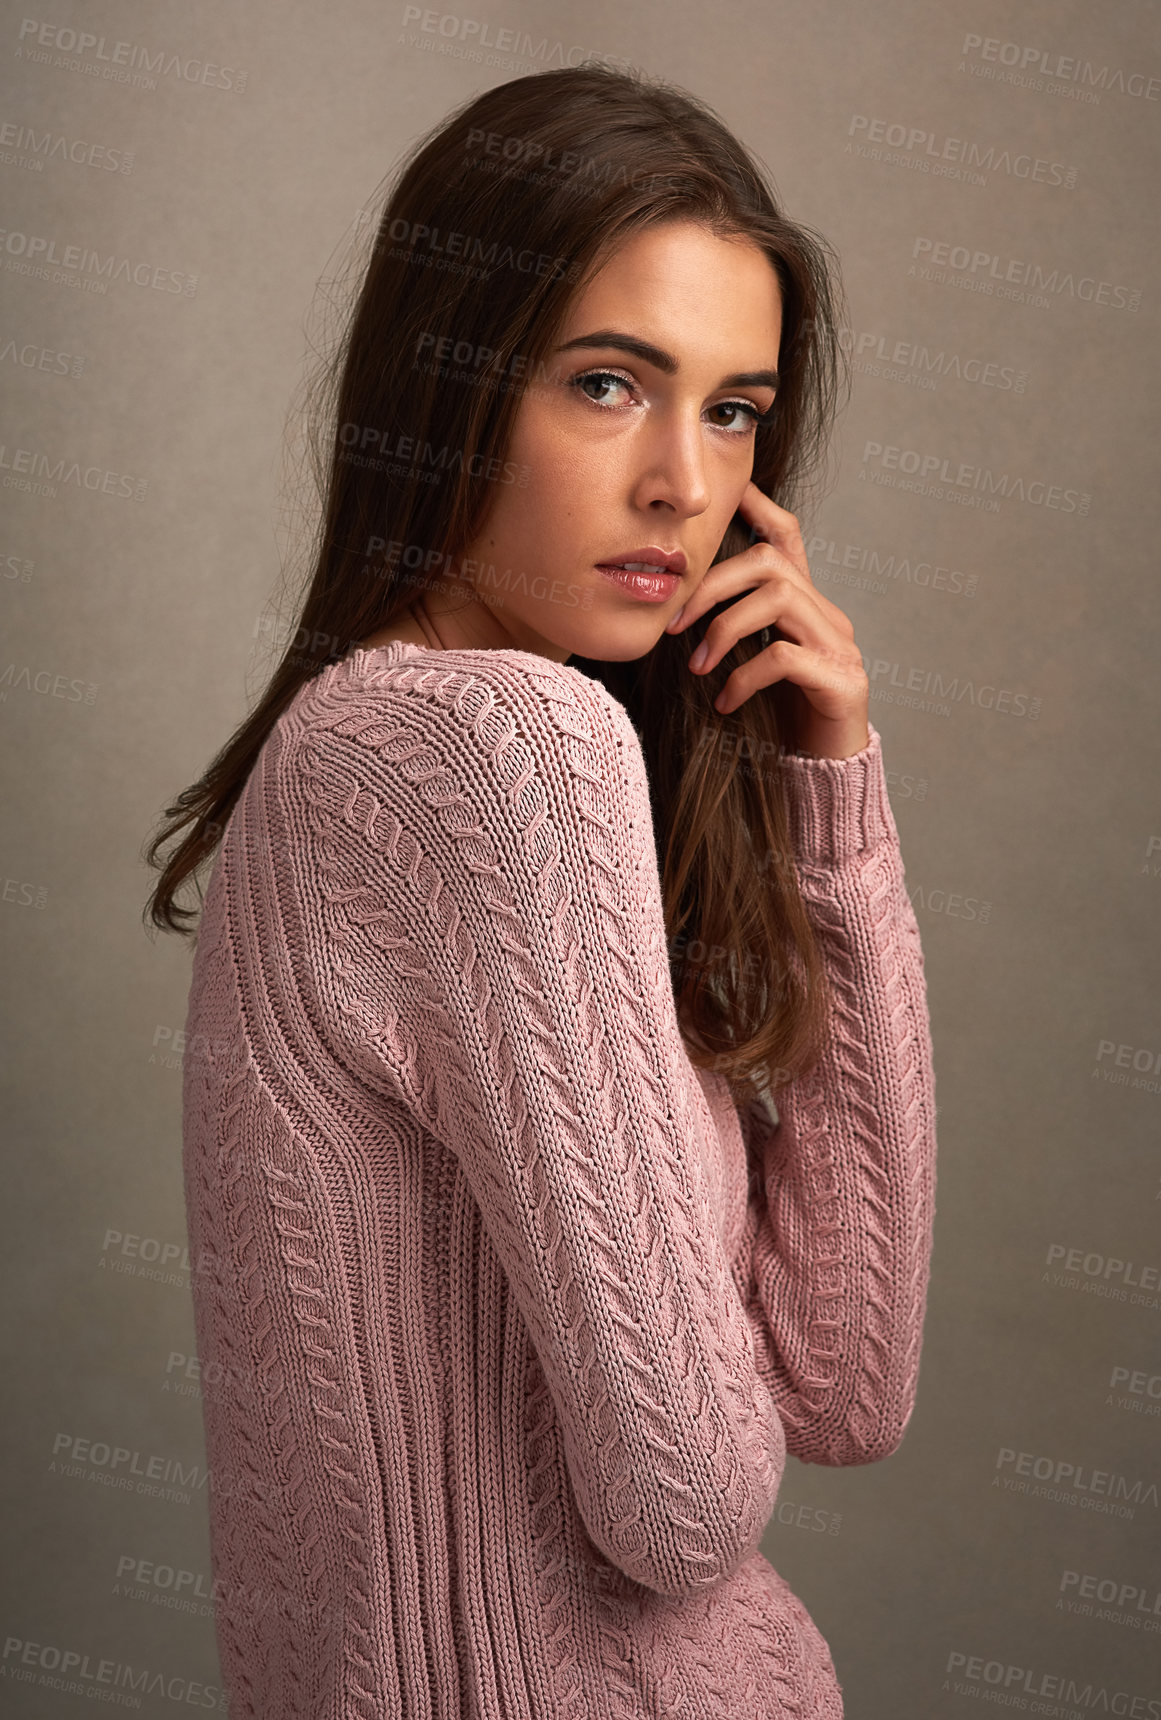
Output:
top-left (563, 621), bottom-right (667, 665)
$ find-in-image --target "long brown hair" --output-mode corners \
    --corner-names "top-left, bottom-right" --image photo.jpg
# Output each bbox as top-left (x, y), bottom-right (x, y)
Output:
top-left (143, 62), bottom-right (850, 1104)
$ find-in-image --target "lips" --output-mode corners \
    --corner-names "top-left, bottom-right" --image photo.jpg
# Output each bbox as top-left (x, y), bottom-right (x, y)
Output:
top-left (595, 545), bottom-right (687, 577)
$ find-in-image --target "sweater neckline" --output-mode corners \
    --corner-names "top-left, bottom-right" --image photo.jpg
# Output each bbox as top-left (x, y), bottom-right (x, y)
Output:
top-left (345, 640), bottom-right (426, 664)
top-left (339, 640), bottom-right (564, 670)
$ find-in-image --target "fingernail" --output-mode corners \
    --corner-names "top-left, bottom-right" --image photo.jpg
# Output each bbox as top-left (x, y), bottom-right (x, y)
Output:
top-left (667, 604), bottom-right (685, 631)
top-left (689, 641), bottom-right (708, 671)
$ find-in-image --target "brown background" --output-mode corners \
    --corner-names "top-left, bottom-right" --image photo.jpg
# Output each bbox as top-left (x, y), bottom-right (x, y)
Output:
top-left (2, 1), bottom-right (1159, 1714)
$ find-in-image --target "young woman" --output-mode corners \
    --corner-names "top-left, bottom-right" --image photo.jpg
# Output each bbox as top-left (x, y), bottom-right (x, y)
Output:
top-left (146, 62), bottom-right (937, 1720)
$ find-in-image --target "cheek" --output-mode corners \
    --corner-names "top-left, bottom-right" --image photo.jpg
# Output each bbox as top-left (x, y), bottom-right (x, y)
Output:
top-left (507, 407), bottom-right (606, 516)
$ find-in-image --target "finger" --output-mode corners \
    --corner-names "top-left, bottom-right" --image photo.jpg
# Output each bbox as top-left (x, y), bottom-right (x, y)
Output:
top-left (685, 578), bottom-right (841, 677)
top-left (714, 637), bottom-right (869, 718)
top-left (667, 535), bottom-right (821, 635)
top-left (666, 541), bottom-right (773, 633)
top-left (737, 483), bottom-right (856, 637)
top-left (737, 483), bottom-right (810, 571)
top-left (669, 521), bottom-right (854, 643)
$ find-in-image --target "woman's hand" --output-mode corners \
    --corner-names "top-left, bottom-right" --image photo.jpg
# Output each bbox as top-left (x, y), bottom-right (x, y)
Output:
top-left (665, 480), bottom-right (871, 760)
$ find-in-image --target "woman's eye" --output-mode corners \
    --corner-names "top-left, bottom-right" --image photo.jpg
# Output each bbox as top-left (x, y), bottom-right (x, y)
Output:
top-left (573, 370), bottom-right (634, 407)
top-left (569, 373), bottom-right (769, 429)
top-left (708, 400), bottom-right (763, 432)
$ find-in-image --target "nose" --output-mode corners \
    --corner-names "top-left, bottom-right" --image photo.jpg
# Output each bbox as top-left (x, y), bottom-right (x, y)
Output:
top-left (629, 409), bottom-right (712, 519)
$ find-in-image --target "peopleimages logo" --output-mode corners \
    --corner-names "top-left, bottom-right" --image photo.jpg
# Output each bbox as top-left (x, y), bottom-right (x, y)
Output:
top-left (15, 17), bottom-right (248, 92)
top-left (397, 5), bottom-right (633, 74)
top-left (959, 33), bottom-right (1161, 102)
top-left (0, 441), bottom-right (146, 500)
top-left (0, 226), bottom-right (197, 296)
top-left (806, 534), bottom-right (978, 598)
top-left (1091, 1034), bottom-right (1161, 1096)
top-left (995, 1446), bottom-right (1158, 1503)
top-left (909, 236), bottom-right (1141, 311)
top-left (0, 119), bottom-right (134, 174)
top-left (797, 317), bottom-right (1026, 394)
top-left (1044, 1244), bottom-right (1161, 1294)
top-left (0, 662), bottom-right (97, 704)
top-left (0, 336), bottom-right (86, 377)
top-left (377, 216), bottom-right (574, 282)
top-left (1059, 1567), bottom-right (1161, 1632)
top-left (847, 114), bottom-right (1076, 187)
top-left (862, 655), bottom-right (1040, 720)
top-left (943, 1649), bottom-right (1161, 1715)
top-left (49, 1432), bottom-right (208, 1505)
top-left (1, 1635), bottom-right (228, 1710)
top-left (1107, 1364), bottom-right (1161, 1419)
top-left (993, 1445), bottom-right (1159, 1521)
top-left (860, 440), bottom-right (1090, 516)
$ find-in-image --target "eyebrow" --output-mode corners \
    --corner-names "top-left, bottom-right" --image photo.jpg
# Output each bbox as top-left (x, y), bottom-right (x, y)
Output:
top-left (554, 328), bottom-right (778, 392)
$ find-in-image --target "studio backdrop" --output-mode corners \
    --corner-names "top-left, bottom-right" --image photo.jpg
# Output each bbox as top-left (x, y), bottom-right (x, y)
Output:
top-left (2, 1), bottom-right (1159, 1715)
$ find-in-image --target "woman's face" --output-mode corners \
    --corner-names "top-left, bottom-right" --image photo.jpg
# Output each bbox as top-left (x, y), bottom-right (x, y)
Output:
top-left (451, 218), bottom-right (783, 663)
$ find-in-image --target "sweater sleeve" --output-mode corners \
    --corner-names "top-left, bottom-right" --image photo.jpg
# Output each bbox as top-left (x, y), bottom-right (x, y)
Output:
top-left (725, 722), bottom-right (938, 1465)
top-left (298, 651), bottom-right (788, 1598)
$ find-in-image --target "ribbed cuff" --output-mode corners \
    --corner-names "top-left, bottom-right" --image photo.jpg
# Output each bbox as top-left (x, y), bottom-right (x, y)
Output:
top-left (780, 723), bottom-right (896, 862)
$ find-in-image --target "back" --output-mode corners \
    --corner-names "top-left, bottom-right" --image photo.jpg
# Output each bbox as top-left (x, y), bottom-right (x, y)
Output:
top-left (181, 638), bottom-right (934, 1719)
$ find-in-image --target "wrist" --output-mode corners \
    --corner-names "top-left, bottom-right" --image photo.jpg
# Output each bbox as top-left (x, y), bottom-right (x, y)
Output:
top-left (793, 718), bottom-right (871, 761)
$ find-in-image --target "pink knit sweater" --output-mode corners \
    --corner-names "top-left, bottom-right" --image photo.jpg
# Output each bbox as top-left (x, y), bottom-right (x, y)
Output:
top-left (181, 639), bottom-right (937, 1719)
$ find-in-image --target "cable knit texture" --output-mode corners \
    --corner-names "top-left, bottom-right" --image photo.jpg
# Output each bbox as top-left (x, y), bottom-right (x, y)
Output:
top-left (181, 639), bottom-right (938, 1719)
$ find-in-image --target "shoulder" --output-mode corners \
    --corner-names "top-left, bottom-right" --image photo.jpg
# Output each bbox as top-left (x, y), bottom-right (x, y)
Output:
top-left (296, 644), bottom-right (634, 756)
top-left (276, 644), bottom-right (644, 831)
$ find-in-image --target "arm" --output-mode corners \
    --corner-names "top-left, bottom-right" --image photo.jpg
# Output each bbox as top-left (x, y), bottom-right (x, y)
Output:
top-left (726, 724), bottom-right (938, 1465)
top-left (300, 652), bottom-right (789, 1596)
